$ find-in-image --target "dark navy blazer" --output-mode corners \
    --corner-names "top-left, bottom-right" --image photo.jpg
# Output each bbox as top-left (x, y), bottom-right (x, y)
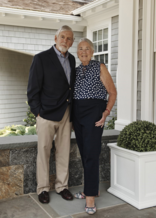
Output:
top-left (27, 46), bottom-right (76, 122)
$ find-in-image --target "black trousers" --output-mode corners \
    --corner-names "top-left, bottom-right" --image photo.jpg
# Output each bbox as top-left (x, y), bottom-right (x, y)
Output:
top-left (73, 99), bottom-right (107, 196)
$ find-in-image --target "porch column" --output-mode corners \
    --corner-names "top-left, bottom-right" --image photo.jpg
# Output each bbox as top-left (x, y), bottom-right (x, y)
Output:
top-left (141, 0), bottom-right (155, 122)
top-left (115, 0), bottom-right (139, 130)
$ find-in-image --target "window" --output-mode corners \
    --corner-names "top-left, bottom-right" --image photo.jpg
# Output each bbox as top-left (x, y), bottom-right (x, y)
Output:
top-left (93, 28), bottom-right (109, 68)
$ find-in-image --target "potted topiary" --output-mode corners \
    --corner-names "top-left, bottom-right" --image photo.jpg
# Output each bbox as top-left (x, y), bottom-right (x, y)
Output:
top-left (107, 120), bottom-right (156, 210)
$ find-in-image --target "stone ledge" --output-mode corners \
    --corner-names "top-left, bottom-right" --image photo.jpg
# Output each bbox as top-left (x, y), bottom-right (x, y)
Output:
top-left (0, 130), bottom-right (120, 199)
top-left (0, 130), bottom-right (120, 150)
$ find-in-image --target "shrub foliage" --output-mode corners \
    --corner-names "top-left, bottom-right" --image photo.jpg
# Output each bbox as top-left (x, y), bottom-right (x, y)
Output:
top-left (0, 125), bottom-right (36, 137)
top-left (105, 116), bottom-right (117, 130)
top-left (117, 121), bottom-right (156, 152)
top-left (23, 101), bottom-right (36, 126)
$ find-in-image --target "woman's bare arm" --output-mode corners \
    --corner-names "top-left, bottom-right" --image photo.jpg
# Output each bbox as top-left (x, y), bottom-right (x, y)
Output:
top-left (95, 63), bottom-right (117, 127)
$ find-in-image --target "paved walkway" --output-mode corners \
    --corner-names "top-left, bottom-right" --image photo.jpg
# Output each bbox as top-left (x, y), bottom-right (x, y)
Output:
top-left (0, 182), bottom-right (156, 218)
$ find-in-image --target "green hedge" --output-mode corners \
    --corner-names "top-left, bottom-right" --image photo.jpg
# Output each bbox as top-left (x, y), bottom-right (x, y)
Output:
top-left (117, 121), bottom-right (156, 152)
top-left (0, 125), bottom-right (36, 137)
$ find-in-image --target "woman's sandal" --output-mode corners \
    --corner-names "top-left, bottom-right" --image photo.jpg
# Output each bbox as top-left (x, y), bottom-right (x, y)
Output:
top-left (74, 191), bottom-right (86, 199)
top-left (85, 204), bottom-right (97, 215)
top-left (74, 191), bottom-right (100, 199)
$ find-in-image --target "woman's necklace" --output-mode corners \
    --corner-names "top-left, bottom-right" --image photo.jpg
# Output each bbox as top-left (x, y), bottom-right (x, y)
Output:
top-left (83, 66), bottom-right (86, 73)
top-left (80, 65), bottom-right (87, 79)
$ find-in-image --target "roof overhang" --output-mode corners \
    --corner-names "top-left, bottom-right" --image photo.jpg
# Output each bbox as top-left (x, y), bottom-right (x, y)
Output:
top-left (0, 7), bottom-right (87, 31)
top-left (72, 0), bottom-right (119, 17)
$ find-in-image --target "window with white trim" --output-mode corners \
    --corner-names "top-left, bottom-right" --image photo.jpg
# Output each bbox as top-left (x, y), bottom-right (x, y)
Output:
top-left (93, 28), bottom-right (109, 68)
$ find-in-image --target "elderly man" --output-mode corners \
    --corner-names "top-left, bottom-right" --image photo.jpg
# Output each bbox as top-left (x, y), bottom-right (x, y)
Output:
top-left (27, 25), bottom-right (75, 203)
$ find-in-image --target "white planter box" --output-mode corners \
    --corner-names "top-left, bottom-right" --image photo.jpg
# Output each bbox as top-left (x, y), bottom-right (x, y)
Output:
top-left (107, 143), bottom-right (156, 209)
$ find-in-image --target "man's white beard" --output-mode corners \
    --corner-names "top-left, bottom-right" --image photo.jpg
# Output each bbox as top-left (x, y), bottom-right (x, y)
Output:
top-left (58, 46), bottom-right (68, 53)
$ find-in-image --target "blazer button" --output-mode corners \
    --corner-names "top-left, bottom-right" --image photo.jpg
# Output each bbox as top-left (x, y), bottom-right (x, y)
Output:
top-left (67, 99), bottom-right (69, 102)
top-left (69, 88), bottom-right (71, 90)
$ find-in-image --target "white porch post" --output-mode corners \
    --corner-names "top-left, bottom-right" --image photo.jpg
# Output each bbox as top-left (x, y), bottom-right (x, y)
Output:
top-left (141, 0), bottom-right (155, 122)
top-left (115, 0), bottom-right (139, 131)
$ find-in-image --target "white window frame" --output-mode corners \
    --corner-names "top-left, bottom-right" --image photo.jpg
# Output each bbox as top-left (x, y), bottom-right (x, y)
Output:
top-left (92, 27), bottom-right (109, 69)
top-left (91, 21), bottom-right (111, 72)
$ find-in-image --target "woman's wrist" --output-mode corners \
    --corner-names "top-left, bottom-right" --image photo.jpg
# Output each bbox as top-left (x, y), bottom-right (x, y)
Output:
top-left (105, 108), bottom-right (110, 115)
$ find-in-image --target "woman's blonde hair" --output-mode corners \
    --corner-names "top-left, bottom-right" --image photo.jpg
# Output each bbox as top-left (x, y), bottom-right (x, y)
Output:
top-left (77, 38), bottom-right (94, 52)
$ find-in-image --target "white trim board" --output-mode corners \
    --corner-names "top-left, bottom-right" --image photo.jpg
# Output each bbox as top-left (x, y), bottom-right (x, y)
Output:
top-left (141, 0), bottom-right (155, 122)
top-left (115, 0), bottom-right (139, 131)
top-left (0, 7), bottom-right (86, 31)
top-left (154, 0), bottom-right (156, 52)
top-left (72, 0), bottom-right (118, 15)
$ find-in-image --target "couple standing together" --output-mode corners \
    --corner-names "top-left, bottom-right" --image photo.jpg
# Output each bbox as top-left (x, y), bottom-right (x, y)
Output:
top-left (27, 25), bottom-right (117, 215)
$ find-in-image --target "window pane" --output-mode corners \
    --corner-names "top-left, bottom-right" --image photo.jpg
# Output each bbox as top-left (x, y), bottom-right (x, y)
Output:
top-left (100, 54), bottom-right (104, 63)
top-left (98, 41), bottom-right (102, 52)
top-left (105, 54), bottom-right (108, 64)
top-left (94, 55), bottom-right (99, 61)
top-left (93, 31), bottom-right (97, 42)
top-left (93, 42), bottom-right (97, 53)
top-left (98, 30), bottom-right (102, 40)
top-left (103, 40), bottom-right (108, 51)
top-left (103, 28), bottom-right (108, 39)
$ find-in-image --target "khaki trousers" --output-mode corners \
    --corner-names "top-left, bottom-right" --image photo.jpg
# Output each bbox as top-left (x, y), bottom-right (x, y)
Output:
top-left (36, 107), bottom-right (71, 195)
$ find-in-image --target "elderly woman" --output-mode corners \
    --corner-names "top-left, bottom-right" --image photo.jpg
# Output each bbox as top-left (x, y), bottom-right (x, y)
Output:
top-left (73, 38), bottom-right (117, 215)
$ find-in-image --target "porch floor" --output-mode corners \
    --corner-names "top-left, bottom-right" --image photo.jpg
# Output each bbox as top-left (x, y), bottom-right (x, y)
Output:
top-left (0, 182), bottom-right (156, 218)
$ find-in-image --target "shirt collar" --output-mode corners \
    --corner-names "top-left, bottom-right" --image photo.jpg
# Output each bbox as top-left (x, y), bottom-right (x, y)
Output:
top-left (53, 44), bottom-right (69, 59)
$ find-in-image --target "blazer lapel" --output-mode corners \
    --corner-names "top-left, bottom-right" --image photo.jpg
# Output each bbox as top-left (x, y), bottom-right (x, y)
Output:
top-left (68, 54), bottom-right (75, 86)
top-left (49, 46), bottom-right (68, 83)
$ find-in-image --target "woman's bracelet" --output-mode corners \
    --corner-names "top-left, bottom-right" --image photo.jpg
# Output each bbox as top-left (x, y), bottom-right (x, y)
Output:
top-left (105, 108), bottom-right (110, 115)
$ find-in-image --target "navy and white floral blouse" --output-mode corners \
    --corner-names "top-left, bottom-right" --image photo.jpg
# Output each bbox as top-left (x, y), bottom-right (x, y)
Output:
top-left (73, 60), bottom-right (107, 100)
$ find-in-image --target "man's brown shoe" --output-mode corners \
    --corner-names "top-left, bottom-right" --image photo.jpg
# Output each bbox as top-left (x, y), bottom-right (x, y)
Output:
top-left (58, 189), bottom-right (73, 200)
top-left (38, 191), bottom-right (49, 204)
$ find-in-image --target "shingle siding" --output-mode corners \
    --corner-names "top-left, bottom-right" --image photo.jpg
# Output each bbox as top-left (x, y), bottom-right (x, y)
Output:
top-left (105, 15), bottom-right (118, 127)
top-left (137, 0), bottom-right (143, 120)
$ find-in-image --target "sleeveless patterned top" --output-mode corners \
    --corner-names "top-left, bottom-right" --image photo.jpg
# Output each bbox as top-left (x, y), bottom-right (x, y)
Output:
top-left (73, 60), bottom-right (107, 100)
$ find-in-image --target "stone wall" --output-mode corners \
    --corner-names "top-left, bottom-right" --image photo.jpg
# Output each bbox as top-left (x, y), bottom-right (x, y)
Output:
top-left (0, 130), bottom-right (119, 200)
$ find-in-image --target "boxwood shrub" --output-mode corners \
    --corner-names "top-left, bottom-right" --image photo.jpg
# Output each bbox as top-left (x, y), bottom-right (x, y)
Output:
top-left (117, 121), bottom-right (156, 152)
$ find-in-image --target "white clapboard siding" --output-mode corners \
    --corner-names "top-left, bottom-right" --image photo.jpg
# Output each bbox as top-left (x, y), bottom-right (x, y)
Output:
top-left (0, 116), bottom-right (26, 123)
top-left (0, 86), bottom-right (27, 90)
top-left (0, 103), bottom-right (27, 109)
top-left (0, 95), bottom-right (27, 100)
top-left (0, 107), bottom-right (27, 114)
top-left (0, 90), bottom-right (27, 95)
top-left (0, 48), bottom-right (33, 128)
top-left (0, 111), bottom-right (27, 119)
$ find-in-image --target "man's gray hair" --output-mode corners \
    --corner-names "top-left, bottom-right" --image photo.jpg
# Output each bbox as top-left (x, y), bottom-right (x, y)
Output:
top-left (55, 25), bottom-right (74, 39)
top-left (77, 38), bottom-right (94, 52)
